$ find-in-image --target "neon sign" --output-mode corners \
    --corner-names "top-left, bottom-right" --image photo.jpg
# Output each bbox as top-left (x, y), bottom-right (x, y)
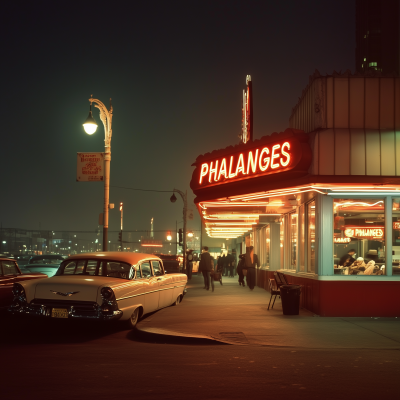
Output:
top-left (190, 128), bottom-right (312, 193)
top-left (199, 141), bottom-right (291, 185)
top-left (344, 226), bottom-right (384, 238)
top-left (393, 222), bottom-right (400, 230)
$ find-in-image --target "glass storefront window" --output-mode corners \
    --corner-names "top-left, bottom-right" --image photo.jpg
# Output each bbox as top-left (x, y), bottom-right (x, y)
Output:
top-left (290, 213), bottom-right (297, 269)
top-left (391, 199), bottom-right (400, 275)
top-left (299, 205), bottom-right (305, 272)
top-left (266, 226), bottom-right (270, 267)
top-left (333, 198), bottom-right (385, 275)
top-left (280, 217), bottom-right (285, 270)
top-left (307, 201), bottom-right (315, 273)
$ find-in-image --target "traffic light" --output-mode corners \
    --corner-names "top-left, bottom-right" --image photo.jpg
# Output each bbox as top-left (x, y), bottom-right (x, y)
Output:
top-left (178, 229), bottom-right (183, 246)
top-left (118, 231), bottom-right (122, 242)
top-left (166, 231), bottom-right (172, 241)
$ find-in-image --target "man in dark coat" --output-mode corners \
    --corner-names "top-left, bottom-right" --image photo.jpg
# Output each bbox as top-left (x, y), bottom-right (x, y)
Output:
top-left (199, 246), bottom-right (214, 291)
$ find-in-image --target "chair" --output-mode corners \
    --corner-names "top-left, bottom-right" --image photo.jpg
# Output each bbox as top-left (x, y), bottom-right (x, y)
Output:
top-left (273, 272), bottom-right (284, 289)
top-left (267, 278), bottom-right (280, 310)
top-left (277, 271), bottom-right (290, 285)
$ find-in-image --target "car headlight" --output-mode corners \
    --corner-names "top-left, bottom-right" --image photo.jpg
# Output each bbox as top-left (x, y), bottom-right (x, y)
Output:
top-left (101, 287), bottom-right (114, 300)
top-left (12, 283), bottom-right (26, 299)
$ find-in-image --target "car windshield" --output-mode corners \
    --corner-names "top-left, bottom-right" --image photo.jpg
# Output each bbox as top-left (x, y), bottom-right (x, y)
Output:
top-left (58, 259), bottom-right (133, 279)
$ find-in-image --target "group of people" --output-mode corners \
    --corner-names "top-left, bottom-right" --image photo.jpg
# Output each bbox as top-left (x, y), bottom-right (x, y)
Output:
top-left (338, 249), bottom-right (384, 275)
top-left (197, 246), bottom-right (259, 291)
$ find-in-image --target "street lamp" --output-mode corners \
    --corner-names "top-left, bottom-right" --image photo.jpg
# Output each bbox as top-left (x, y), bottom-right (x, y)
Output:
top-left (82, 95), bottom-right (113, 251)
top-left (170, 189), bottom-right (187, 272)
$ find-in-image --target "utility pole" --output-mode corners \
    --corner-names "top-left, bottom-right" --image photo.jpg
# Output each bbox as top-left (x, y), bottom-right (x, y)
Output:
top-left (119, 202), bottom-right (123, 251)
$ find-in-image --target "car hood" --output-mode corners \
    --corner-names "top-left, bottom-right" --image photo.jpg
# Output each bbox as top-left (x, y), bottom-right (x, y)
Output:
top-left (33, 275), bottom-right (122, 303)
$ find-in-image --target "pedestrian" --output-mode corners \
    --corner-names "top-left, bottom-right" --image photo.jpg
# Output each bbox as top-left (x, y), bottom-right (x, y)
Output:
top-left (216, 256), bottom-right (223, 286)
top-left (221, 253), bottom-right (227, 276)
top-left (186, 249), bottom-right (194, 280)
top-left (236, 254), bottom-right (246, 286)
top-left (227, 252), bottom-right (235, 277)
top-left (199, 246), bottom-right (214, 292)
top-left (245, 246), bottom-right (259, 291)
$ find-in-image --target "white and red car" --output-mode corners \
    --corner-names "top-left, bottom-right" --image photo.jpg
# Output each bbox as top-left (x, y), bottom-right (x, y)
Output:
top-left (10, 252), bottom-right (187, 328)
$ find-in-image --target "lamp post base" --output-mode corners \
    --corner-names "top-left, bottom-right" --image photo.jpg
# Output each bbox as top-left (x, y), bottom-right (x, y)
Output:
top-left (103, 227), bottom-right (108, 251)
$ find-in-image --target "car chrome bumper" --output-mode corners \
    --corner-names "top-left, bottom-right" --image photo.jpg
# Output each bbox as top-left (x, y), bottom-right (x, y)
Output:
top-left (9, 301), bottom-right (123, 321)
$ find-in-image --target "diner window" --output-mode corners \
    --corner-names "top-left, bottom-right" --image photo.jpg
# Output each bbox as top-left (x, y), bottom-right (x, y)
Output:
top-left (280, 216), bottom-right (285, 269)
top-left (299, 205), bottom-right (305, 272)
top-left (265, 226), bottom-right (270, 267)
top-left (307, 201), bottom-right (315, 273)
top-left (290, 213), bottom-right (297, 269)
top-left (391, 199), bottom-right (400, 275)
top-left (333, 198), bottom-right (385, 275)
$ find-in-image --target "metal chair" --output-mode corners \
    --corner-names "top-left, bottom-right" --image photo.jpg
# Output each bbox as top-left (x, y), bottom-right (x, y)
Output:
top-left (267, 278), bottom-right (280, 310)
top-left (277, 271), bottom-right (290, 285)
top-left (273, 272), bottom-right (285, 289)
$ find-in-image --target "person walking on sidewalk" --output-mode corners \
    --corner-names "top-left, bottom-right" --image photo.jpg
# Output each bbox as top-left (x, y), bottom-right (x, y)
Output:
top-left (245, 246), bottom-right (259, 291)
top-left (186, 249), bottom-right (194, 280)
top-left (199, 246), bottom-right (214, 291)
top-left (227, 251), bottom-right (235, 277)
top-left (237, 254), bottom-right (246, 286)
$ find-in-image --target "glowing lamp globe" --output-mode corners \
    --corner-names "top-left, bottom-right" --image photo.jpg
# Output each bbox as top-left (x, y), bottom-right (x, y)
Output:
top-left (83, 108), bottom-right (98, 135)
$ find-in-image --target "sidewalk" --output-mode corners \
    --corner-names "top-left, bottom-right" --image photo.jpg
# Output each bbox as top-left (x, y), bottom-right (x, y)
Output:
top-left (136, 275), bottom-right (400, 348)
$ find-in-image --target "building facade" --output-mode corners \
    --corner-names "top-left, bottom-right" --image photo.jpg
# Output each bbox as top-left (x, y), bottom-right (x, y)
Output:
top-left (191, 71), bottom-right (400, 317)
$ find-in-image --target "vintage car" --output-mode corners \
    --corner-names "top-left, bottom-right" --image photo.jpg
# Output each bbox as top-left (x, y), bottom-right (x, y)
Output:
top-left (9, 252), bottom-right (188, 328)
top-left (0, 258), bottom-right (47, 310)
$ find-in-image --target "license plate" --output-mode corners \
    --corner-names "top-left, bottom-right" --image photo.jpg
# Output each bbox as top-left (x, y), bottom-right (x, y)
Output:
top-left (51, 308), bottom-right (68, 318)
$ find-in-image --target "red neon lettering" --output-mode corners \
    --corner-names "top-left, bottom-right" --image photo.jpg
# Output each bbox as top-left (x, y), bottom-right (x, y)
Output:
top-left (199, 163), bottom-right (209, 184)
top-left (209, 160), bottom-right (219, 182)
top-left (280, 142), bottom-right (290, 167)
top-left (236, 153), bottom-right (246, 176)
top-left (259, 147), bottom-right (270, 171)
top-left (218, 158), bottom-right (228, 180)
top-left (247, 149), bottom-right (259, 174)
top-left (228, 156), bottom-right (236, 178)
top-left (271, 145), bottom-right (280, 169)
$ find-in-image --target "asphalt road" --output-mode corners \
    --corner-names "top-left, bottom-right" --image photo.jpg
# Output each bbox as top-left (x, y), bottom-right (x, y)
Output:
top-left (1, 312), bottom-right (399, 400)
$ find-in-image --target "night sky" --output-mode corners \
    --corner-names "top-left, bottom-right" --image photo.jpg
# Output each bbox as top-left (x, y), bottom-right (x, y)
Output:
top-left (2, 0), bottom-right (355, 234)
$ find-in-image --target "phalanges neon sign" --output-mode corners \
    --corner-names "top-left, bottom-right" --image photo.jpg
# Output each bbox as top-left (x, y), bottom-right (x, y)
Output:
top-left (199, 141), bottom-right (291, 185)
top-left (190, 129), bottom-right (312, 192)
top-left (344, 226), bottom-right (384, 238)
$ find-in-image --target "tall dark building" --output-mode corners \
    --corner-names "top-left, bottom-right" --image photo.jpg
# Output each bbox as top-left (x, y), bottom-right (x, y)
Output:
top-left (355, 0), bottom-right (399, 75)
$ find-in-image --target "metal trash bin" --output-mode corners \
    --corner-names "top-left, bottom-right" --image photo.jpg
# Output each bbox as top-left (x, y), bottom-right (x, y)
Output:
top-left (280, 285), bottom-right (302, 315)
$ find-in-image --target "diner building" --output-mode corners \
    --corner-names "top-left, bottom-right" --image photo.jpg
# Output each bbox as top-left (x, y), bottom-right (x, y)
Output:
top-left (190, 71), bottom-right (400, 317)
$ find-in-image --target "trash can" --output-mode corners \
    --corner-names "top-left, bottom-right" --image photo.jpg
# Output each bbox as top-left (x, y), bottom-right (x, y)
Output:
top-left (280, 285), bottom-right (302, 315)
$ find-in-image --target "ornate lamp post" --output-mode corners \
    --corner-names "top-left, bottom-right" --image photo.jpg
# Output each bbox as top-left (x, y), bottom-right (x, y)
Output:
top-left (83, 95), bottom-right (113, 251)
top-left (170, 188), bottom-right (187, 272)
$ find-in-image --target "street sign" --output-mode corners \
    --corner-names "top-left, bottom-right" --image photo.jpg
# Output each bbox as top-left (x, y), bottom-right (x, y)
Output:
top-left (77, 153), bottom-right (104, 182)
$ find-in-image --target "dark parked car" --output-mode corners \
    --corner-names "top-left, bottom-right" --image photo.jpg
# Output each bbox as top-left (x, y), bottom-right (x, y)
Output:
top-left (0, 258), bottom-right (47, 310)
top-left (20, 254), bottom-right (67, 277)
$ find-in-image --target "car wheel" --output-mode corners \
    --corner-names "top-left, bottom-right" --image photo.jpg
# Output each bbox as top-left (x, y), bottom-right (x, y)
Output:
top-left (172, 295), bottom-right (181, 306)
top-left (126, 308), bottom-right (140, 329)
